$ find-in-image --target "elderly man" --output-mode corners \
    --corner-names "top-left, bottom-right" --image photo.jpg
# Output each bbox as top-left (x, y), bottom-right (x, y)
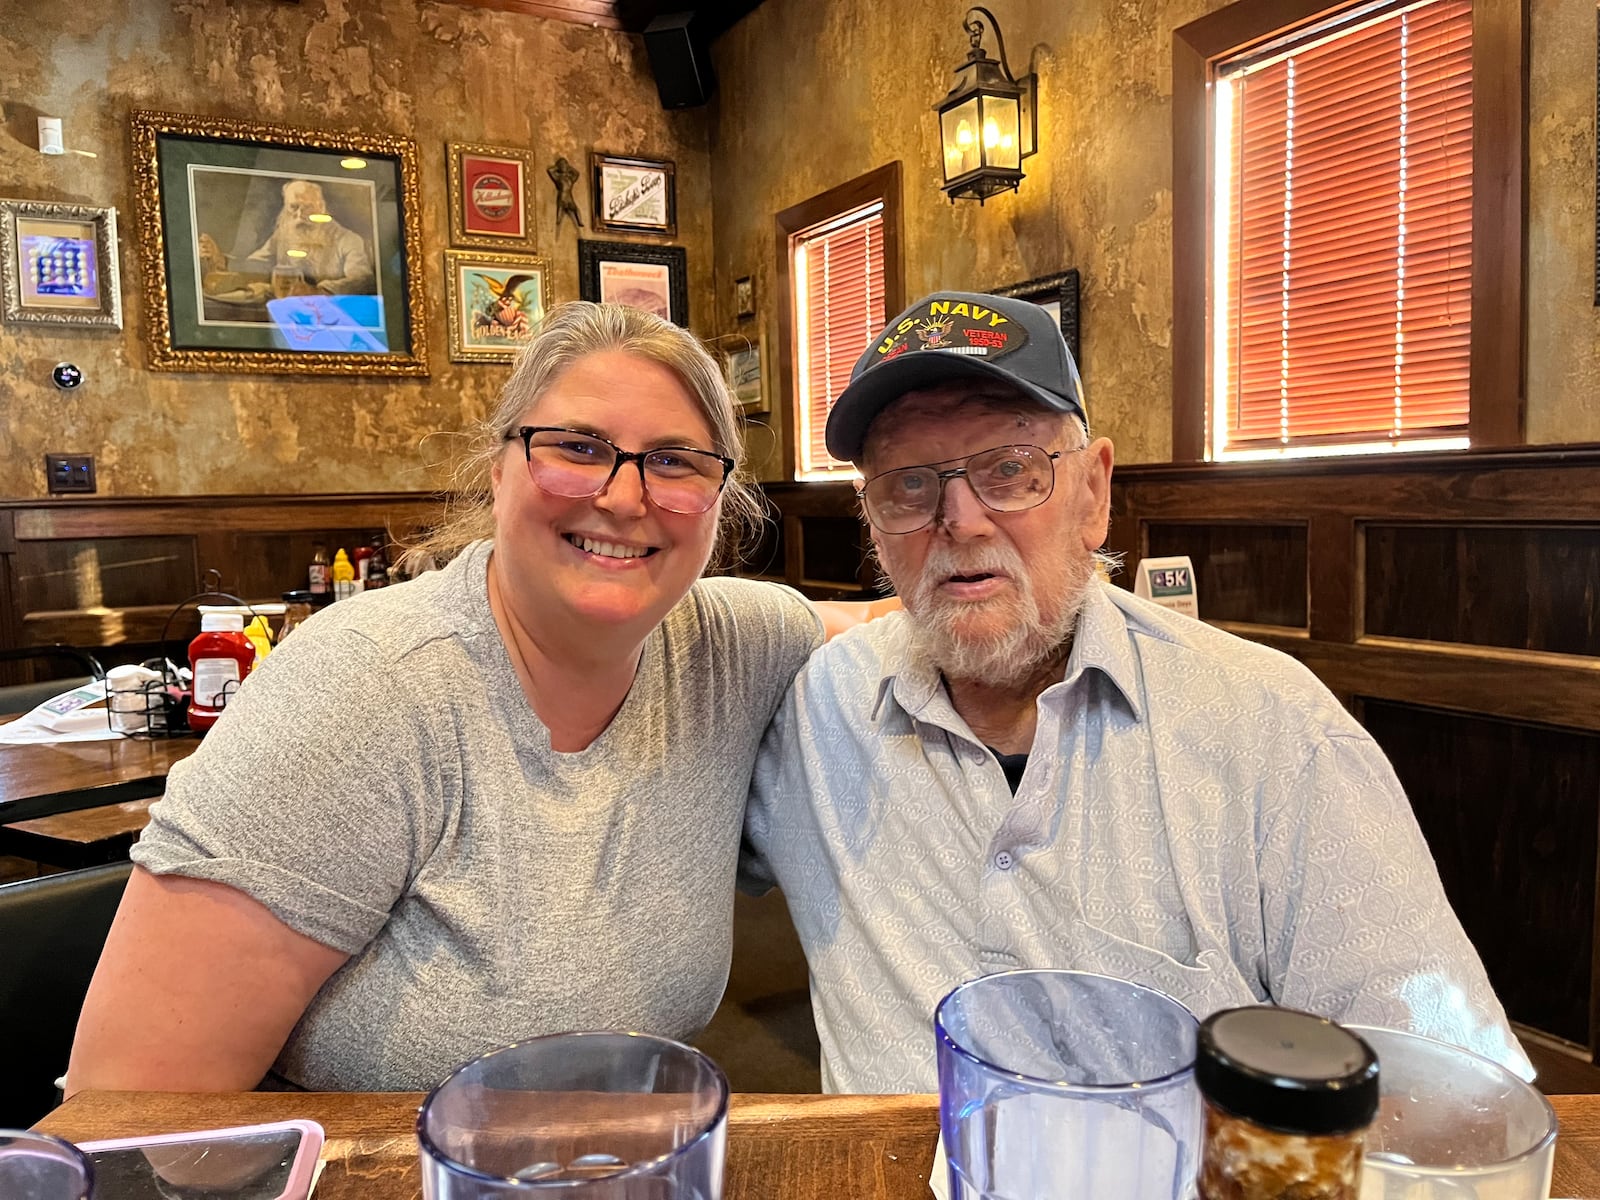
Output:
top-left (743, 290), bottom-right (1528, 1094)
top-left (247, 179), bottom-right (375, 296)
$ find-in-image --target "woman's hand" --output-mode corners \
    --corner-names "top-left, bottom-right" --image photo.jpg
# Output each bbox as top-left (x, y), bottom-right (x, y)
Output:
top-left (813, 595), bottom-right (901, 641)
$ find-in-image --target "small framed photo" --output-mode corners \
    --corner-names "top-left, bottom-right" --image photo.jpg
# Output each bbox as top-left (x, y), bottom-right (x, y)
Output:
top-left (725, 334), bottom-right (768, 415)
top-left (994, 268), bottom-right (1080, 366)
top-left (443, 249), bottom-right (550, 363)
top-left (578, 239), bottom-right (688, 327)
top-left (0, 199), bottom-right (122, 329)
top-left (590, 153), bottom-right (676, 237)
top-left (734, 275), bottom-right (755, 320)
top-left (447, 142), bottom-right (536, 249)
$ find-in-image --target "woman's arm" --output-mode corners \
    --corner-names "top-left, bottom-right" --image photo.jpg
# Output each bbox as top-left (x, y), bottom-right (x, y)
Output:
top-left (66, 867), bottom-right (349, 1095)
top-left (812, 595), bottom-right (901, 641)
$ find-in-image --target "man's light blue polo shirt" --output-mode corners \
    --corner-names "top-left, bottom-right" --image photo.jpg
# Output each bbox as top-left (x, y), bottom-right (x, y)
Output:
top-left (744, 578), bottom-right (1529, 1094)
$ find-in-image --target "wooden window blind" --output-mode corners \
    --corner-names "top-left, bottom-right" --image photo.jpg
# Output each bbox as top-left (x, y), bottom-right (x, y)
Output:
top-left (1214, 0), bottom-right (1473, 456)
top-left (793, 203), bottom-right (885, 477)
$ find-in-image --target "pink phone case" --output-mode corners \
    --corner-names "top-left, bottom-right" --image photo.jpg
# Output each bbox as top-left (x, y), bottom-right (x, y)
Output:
top-left (77, 1119), bottom-right (325, 1200)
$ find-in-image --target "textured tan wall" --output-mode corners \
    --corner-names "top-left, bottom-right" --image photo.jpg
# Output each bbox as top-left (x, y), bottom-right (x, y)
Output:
top-left (0, 0), bottom-right (712, 497)
top-left (711, 0), bottom-right (1600, 472)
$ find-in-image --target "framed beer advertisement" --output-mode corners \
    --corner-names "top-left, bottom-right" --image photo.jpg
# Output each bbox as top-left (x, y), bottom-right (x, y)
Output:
top-left (590, 153), bottom-right (676, 237)
top-left (0, 198), bottom-right (122, 329)
top-left (447, 142), bottom-right (536, 249)
top-left (578, 239), bottom-right (688, 327)
top-left (130, 109), bottom-right (427, 376)
top-left (444, 249), bottom-right (550, 364)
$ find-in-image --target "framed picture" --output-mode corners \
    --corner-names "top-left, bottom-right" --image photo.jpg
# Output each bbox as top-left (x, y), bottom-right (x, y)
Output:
top-left (725, 334), bottom-right (768, 415)
top-left (130, 109), bottom-right (427, 376)
top-left (994, 268), bottom-right (1081, 366)
top-left (590, 153), bottom-right (676, 237)
top-left (734, 275), bottom-right (755, 321)
top-left (446, 142), bottom-right (536, 249)
top-left (0, 199), bottom-right (122, 328)
top-left (443, 249), bottom-right (550, 363)
top-left (578, 240), bottom-right (688, 327)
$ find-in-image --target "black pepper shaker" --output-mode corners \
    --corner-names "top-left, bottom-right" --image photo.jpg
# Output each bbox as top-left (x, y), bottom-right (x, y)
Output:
top-left (1196, 1007), bottom-right (1380, 1200)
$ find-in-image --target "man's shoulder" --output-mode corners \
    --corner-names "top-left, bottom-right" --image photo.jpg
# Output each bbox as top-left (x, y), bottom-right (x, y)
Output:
top-left (1097, 581), bottom-right (1357, 734)
top-left (787, 611), bottom-right (909, 704)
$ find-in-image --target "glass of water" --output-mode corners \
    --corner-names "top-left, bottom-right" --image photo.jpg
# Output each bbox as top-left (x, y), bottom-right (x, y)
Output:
top-left (0, 1130), bottom-right (92, 1200)
top-left (1352, 1025), bottom-right (1557, 1200)
top-left (417, 1032), bottom-right (728, 1200)
top-left (935, 969), bottom-right (1202, 1200)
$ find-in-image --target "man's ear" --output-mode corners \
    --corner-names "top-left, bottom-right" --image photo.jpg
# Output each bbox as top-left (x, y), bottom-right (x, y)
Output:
top-left (1078, 437), bottom-right (1115, 552)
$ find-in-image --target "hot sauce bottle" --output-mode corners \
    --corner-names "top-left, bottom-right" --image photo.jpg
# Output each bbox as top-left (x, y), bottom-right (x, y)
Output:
top-left (1196, 1008), bottom-right (1379, 1200)
top-left (188, 612), bottom-right (256, 734)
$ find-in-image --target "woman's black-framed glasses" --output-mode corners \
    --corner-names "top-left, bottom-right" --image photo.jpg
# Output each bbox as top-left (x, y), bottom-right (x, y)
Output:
top-left (858, 443), bottom-right (1062, 535)
top-left (507, 426), bottom-right (734, 515)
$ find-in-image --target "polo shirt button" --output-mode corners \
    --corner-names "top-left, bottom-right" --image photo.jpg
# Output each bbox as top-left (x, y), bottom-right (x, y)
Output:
top-left (994, 850), bottom-right (1014, 871)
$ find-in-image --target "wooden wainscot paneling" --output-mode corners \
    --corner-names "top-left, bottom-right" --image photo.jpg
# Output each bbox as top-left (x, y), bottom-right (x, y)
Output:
top-left (1112, 446), bottom-right (1600, 1055)
top-left (748, 482), bottom-right (879, 600)
top-left (1145, 522), bottom-right (1308, 628)
top-left (0, 495), bottom-right (447, 657)
top-left (1362, 701), bottom-right (1600, 1048)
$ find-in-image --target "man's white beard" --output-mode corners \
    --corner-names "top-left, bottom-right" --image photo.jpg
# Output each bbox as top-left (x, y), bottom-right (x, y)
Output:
top-left (276, 213), bottom-right (333, 248)
top-left (900, 540), bottom-right (1094, 689)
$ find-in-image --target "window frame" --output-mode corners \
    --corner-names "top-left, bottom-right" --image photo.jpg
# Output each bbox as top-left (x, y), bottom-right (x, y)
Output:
top-left (1171, 0), bottom-right (1526, 462)
top-left (775, 162), bottom-right (904, 481)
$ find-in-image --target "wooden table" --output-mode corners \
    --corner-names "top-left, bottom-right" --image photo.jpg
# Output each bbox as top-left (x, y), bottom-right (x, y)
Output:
top-left (34, 1090), bottom-right (1600, 1198)
top-left (0, 732), bottom-right (195, 825)
top-left (0, 796), bottom-right (156, 868)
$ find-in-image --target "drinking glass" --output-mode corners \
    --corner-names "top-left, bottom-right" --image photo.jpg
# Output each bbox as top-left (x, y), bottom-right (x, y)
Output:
top-left (417, 1032), bottom-right (728, 1200)
top-left (935, 969), bottom-right (1201, 1200)
top-left (1352, 1026), bottom-right (1557, 1200)
top-left (0, 1130), bottom-right (93, 1200)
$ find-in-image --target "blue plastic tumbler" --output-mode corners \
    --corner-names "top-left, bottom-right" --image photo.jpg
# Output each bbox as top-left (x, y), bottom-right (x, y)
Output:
top-left (936, 969), bottom-right (1202, 1200)
top-left (0, 1130), bottom-right (92, 1200)
top-left (418, 1032), bottom-right (728, 1200)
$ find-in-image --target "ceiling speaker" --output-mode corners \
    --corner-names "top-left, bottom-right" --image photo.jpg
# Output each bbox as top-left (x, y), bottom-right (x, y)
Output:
top-left (643, 12), bottom-right (717, 109)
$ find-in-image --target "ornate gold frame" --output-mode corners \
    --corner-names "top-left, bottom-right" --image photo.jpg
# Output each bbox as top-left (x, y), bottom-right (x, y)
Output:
top-left (445, 141), bottom-right (537, 250)
top-left (0, 199), bottom-right (122, 329)
top-left (130, 109), bottom-right (428, 376)
top-left (443, 249), bottom-right (551, 364)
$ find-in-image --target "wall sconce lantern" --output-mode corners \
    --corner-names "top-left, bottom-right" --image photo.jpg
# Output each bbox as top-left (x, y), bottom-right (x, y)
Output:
top-left (936, 7), bottom-right (1038, 203)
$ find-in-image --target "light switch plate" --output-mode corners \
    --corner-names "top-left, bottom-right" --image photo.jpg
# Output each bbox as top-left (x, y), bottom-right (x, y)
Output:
top-left (46, 453), bottom-right (96, 494)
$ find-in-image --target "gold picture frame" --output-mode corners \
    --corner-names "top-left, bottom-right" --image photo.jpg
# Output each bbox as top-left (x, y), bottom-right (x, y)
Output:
top-left (444, 249), bottom-right (551, 364)
top-left (131, 109), bottom-right (428, 376)
top-left (446, 142), bottom-right (537, 250)
top-left (0, 199), bottom-right (122, 329)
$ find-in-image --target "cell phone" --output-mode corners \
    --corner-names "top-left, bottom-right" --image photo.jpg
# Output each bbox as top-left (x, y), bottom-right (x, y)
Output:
top-left (76, 1120), bottom-right (324, 1200)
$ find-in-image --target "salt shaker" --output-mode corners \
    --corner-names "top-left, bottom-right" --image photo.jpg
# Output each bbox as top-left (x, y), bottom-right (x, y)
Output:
top-left (1196, 1007), bottom-right (1379, 1200)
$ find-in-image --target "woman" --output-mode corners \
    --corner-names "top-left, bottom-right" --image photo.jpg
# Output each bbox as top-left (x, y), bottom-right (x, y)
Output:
top-left (68, 302), bottom-right (878, 1093)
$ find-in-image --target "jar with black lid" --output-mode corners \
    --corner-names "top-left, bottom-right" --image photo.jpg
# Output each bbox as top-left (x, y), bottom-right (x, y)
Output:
top-left (1196, 1007), bottom-right (1380, 1200)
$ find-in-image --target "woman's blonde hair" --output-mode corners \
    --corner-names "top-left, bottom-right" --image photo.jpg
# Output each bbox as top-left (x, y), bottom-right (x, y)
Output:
top-left (400, 301), bottom-right (762, 574)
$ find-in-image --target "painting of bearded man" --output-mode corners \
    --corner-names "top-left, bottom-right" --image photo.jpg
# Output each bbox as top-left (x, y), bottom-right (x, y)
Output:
top-left (192, 173), bottom-right (378, 324)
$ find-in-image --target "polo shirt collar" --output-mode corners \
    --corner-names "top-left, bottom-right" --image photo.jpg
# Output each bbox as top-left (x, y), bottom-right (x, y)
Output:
top-left (870, 578), bottom-right (1144, 725)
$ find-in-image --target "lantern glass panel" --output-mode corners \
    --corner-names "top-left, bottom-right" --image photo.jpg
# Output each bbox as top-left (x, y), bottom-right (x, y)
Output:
top-left (940, 97), bottom-right (982, 182)
top-left (979, 94), bottom-right (1021, 170)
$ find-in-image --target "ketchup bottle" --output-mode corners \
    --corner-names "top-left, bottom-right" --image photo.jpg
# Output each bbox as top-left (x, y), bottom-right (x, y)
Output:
top-left (188, 612), bottom-right (256, 734)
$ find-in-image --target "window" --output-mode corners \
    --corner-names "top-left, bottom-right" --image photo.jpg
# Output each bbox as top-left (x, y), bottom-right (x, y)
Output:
top-left (776, 164), bottom-right (903, 480)
top-left (1172, 0), bottom-right (1524, 461)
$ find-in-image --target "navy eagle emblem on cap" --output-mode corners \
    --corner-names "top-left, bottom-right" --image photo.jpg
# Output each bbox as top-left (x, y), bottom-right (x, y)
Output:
top-left (873, 297), bottom-right (1028, 364)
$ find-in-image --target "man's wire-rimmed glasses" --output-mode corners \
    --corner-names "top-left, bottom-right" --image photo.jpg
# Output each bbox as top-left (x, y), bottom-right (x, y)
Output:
top-left (858, 443), bottom-right (1063, 534)
top-left (507, 426), bottom-right (734, 515)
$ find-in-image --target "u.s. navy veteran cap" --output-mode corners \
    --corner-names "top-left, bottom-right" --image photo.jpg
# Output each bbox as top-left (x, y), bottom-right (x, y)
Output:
top-left (824, 291), bottom-right (1086, 462)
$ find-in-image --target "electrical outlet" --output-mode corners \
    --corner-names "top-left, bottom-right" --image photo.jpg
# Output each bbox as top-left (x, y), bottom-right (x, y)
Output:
top-left (45, 453), bottom-right (96, 494)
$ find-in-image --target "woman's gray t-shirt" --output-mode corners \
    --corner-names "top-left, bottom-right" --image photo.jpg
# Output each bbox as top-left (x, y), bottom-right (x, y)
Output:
top-left (132, 540), bottom-right (823, 1090)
